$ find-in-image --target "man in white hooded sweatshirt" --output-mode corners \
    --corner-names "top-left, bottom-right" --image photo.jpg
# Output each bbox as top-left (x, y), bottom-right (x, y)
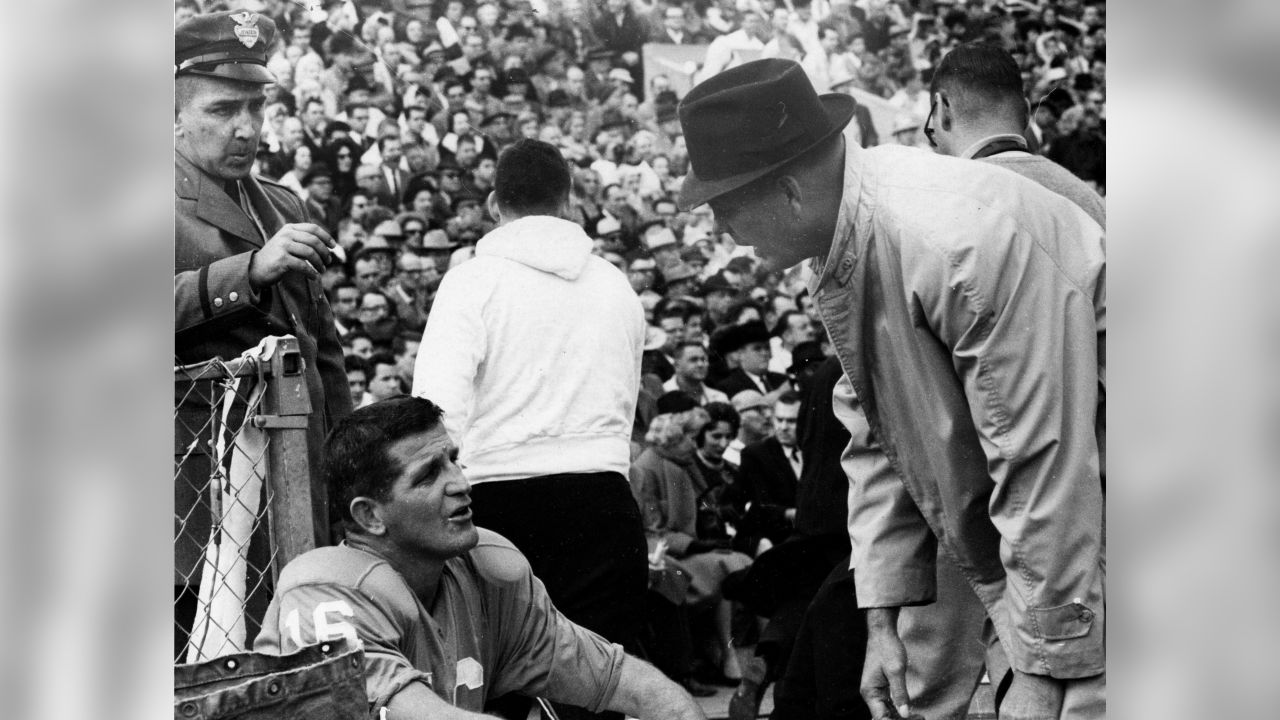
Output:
top-left (413, 139), bottom-right (648, 720)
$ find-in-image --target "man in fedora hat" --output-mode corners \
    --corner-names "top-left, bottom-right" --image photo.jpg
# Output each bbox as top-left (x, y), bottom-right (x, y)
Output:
top-left (174, 9), bottom-right (351, 656)
top-left (677, 58), bottom-right (1105, 720)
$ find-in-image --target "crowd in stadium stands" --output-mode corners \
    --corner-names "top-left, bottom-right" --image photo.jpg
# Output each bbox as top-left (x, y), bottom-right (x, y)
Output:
top-left (177, 0), bottom-right (1104, 700)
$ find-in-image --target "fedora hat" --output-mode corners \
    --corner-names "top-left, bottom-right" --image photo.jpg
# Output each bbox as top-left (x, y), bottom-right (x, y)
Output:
top-left (677, 59), bottom-right (854, 211)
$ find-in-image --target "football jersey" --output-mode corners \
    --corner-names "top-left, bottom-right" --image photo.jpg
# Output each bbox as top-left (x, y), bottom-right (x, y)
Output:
top-left (254, 529), bottom-right (626, 713)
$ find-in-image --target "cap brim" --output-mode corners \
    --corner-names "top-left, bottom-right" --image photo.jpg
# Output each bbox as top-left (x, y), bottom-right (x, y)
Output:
top-left (184, 62), bottom-right (277, 85)
top-left (677, 93), bottom-right (855, 211)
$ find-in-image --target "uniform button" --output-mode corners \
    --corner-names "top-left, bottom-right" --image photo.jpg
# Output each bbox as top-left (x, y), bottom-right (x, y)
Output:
top-left (1079, 609), bottom-right (1094, 623)
top-left (229, 292), bottom-right (239, 302)
top-left (180, 701), bottom-right (198, 717)
top-left (224, 658), bottom-right (237, 670)
top-left (321, 643), bottom-right (331, 653)
top-left (267, 681), bottom-right (280, 695)
top-left (213, 297), bottom-right (223, 308)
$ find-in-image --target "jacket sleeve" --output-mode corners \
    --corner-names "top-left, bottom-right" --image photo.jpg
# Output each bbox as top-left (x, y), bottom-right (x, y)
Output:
top-left (174, 252), bottom-right (265, 335)
top-left (411, 269), bottom-right (486, 445)
top-left (832, 374), bottom-right (937, 607)
top-left (919, 221), bottom-right (1106, 679)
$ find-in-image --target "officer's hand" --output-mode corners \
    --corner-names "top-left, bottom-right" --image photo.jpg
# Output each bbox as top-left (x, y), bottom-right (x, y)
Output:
top-left (861, 608), bottom-right (918, 720)
top-left (997, 669), bottom-right (1065, 720)
top-left (249, 223), bottom-right (336, 289)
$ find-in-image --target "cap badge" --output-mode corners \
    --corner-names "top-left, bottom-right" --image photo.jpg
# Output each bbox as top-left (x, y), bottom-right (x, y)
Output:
top-left (230, 12), bottom-right (261, 48)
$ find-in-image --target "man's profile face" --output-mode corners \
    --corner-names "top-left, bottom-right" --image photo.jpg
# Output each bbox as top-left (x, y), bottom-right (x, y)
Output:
top-left (176, 76), bottom-right (267, 180)
top-left (382, 138), bottom-right (403, 165)
top-left (395, 340), bottom-right (421, 377)
top-left (350, 337), bottom-right (374, 359)
top-left (709, 182), bottom-right (811, 270)
top-left (371, 427), bottom-right (478, 559)
top-left (773, 401), bottom-right (800, 446)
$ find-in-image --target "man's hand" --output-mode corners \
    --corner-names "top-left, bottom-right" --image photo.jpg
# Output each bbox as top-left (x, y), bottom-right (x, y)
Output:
top-left (861, 607), bottom-right (915, 720)
top-left (997, 669), bottom-right (1065, 720)
top-left (249, 223), bottom-right (336, 290)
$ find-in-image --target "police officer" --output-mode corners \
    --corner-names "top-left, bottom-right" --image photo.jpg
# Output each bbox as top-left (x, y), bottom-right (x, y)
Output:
top-left (174, 11), bottom-right (351, 656)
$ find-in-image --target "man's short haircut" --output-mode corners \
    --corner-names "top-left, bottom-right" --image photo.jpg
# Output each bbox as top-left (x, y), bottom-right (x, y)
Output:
top-left (368, 351), bottom-right (398, 371)
top-left (392, 331), bottom-right (420, 356)
top-left (494, 139), bottom-right (572, 215)
top-left (673, 339), bottom-right (707, 360)
top-left (697, 401), bottom-right (741, 446)
top-left (340, 329), bottom-right (372, 348)
top-left (776, 389), bottom-right (801, 408)
top-left (343, 354), bottom-right (369, 375)
top-left (378, 135), bottom-right (401, 152)
top-left (930, 43), bottom-right (1028, 126)
top-left (727, 300), bottom-right (765, 325)
top-left (325, 396), bottom-right (445, 528)
top-left (326, 31), bottom-right (358, 57)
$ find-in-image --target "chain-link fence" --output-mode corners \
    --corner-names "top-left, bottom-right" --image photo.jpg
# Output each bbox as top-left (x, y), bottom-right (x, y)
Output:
top-left (174, 336), bottom-right (316, 664)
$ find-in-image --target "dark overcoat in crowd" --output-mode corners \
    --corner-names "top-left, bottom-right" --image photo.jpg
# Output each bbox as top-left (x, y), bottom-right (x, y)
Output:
top-left (174, 153), bottom-right (352, 585)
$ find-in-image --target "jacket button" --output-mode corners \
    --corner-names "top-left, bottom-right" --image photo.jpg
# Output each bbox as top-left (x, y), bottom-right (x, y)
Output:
top-left (212, 297), bottom-right (223, 308)
top-left (1079, 609), bottom-right (1094, 623)
top-left (180, 701), bottom-right (198, 717)
top-left (229, 292), bottom-right (239, 302)
top-left (267, 681), bottom-right (280, 695)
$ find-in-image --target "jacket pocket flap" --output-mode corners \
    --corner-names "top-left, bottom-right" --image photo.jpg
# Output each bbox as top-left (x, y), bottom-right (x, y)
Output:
top-left (1030, 601), bottom-right (1095, 641)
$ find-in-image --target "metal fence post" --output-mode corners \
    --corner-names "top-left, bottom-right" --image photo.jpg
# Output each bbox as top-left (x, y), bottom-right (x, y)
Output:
top-left (252, 337), bottom-right (318, 578)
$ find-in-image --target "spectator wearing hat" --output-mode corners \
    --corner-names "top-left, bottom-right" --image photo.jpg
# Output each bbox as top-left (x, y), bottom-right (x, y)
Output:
top-left (175, 10), bottom-right (352, 654)
top-left (664, 340), bottom-right (730, 406)
top-left (584, 46), bottom-right (618, 104)
top-left (725, 390), bottom-right (772, 466)
top-left (662, 262), bottom-right (701, 299)
top-left (714, 321), bottom-right (788, 399)
top-left (697, 271), bottom-right (740, 329)
top-left (301, 163), bottom-right (342, 233)
top-left (678, 58), bottom-right (1104, 720)
top-left (594, 0), bottom-right (649, 95)
top-left (414, 140), bottom-right (649, 720)
top-left (890, 112), bottom-right (926, 147)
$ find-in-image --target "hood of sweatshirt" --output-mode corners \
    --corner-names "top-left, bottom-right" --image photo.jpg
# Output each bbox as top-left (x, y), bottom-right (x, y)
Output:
top-left (475, 215), bottom-right (593, 281)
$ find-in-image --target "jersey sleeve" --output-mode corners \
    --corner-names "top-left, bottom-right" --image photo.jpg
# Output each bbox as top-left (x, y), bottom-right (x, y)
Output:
top-left (255, 583), bottom-right (433, 710)
top-left (478, 542), bottom-right (626, 711)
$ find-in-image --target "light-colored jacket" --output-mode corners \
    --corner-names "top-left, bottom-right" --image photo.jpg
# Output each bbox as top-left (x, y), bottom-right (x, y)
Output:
top-left (413, 215), bottom-right (645, 483)
top-left (815, 143), bottom-right (1106, 679)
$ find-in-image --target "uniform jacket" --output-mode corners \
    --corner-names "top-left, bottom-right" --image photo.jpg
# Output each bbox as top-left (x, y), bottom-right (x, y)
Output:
top-left (814, 141), bottom-right (1106, 679)
top-left (175, 153), bottom-right (352, 565)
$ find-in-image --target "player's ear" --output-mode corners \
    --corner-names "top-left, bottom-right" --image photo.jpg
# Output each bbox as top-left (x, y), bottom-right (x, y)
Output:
top-left (349, 496), bottom-right (387, 535)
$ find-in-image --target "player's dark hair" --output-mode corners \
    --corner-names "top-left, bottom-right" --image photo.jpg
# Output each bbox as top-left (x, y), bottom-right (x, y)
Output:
top-left (494, 139), bottom-right (571, 216)
top-left (696, 402), bottom-right (741, 447)
top-left (325, 396), bottom-right (445, 529)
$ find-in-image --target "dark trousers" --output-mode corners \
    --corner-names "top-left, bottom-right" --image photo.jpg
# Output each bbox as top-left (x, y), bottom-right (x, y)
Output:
top-left (771, 557), bottom-right (871, 720)
top-left (470, 472), bottom-right (648, 720)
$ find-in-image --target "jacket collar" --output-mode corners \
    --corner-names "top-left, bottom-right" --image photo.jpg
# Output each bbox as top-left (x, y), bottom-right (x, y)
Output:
top-left (175, 152), bottom-right (270, 248)
top-left (810, 134), bottom-right (869, 294)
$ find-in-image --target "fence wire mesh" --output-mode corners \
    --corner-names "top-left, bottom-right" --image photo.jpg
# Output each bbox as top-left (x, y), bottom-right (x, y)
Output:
top-left (174, 351), bottom-right (285, 664)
